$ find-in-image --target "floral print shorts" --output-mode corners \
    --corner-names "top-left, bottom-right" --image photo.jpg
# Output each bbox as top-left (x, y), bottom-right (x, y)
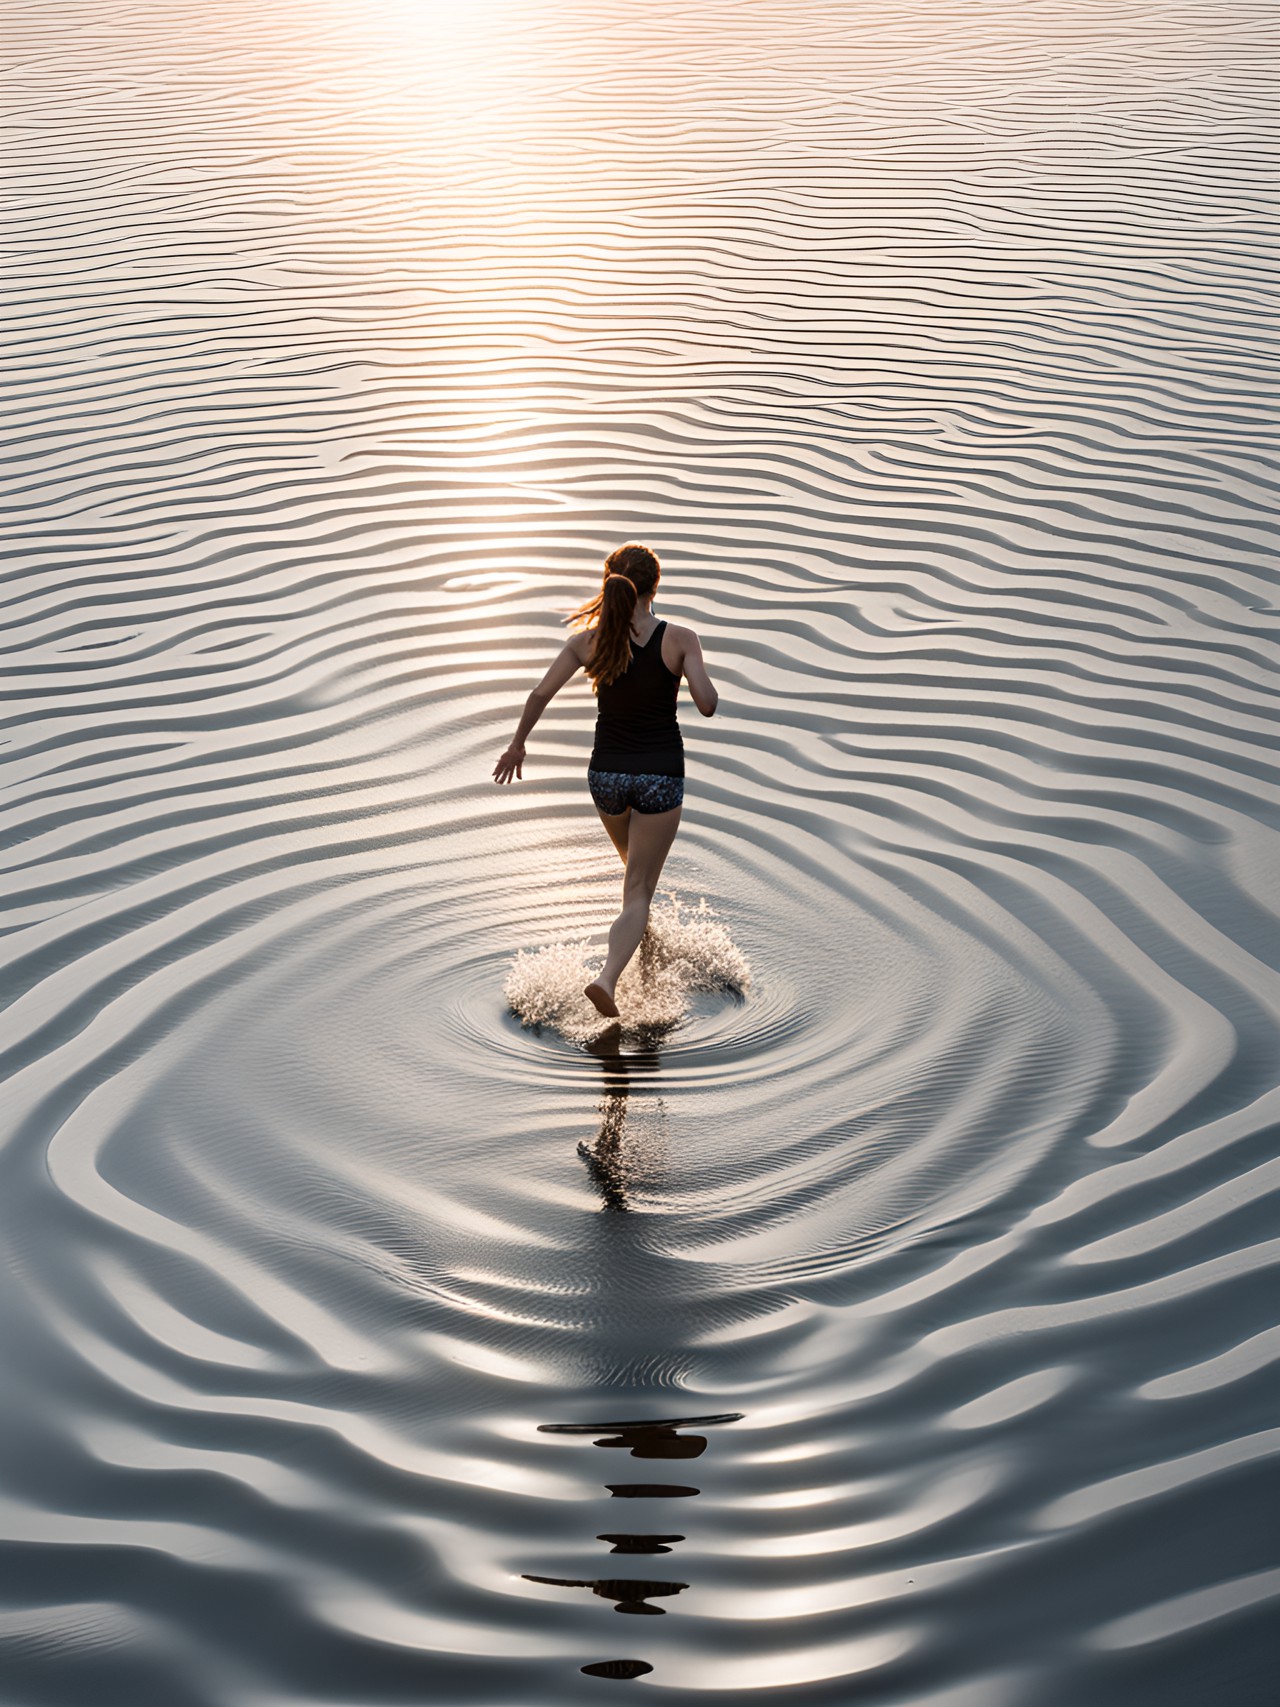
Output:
top-left (588, 770), bottom-right (685, 815)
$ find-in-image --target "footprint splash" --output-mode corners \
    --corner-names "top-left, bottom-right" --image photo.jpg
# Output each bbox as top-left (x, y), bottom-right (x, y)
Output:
top-left (506, 897), bottom-right (751, 1044)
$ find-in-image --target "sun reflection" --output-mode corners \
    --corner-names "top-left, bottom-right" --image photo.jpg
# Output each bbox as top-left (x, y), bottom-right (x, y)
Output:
top-left (354, 0), bottom-right (520, 59)
top-left (750, 1484), bottom-right (855, 1511)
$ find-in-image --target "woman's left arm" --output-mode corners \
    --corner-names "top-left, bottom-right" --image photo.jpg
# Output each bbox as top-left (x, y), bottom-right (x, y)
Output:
top-left (493, 640), bottom-right (586, 784)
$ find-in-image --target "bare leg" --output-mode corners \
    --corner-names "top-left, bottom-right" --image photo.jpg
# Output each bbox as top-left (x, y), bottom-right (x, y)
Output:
top-left (595, 804), bottom-right (630, 866)
top-left (585, 805), bottom-right (682, 1016)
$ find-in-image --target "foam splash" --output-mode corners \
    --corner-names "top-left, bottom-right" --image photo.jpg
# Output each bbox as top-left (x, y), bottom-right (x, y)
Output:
top-left (506, 896), bottom-right (751, 1043)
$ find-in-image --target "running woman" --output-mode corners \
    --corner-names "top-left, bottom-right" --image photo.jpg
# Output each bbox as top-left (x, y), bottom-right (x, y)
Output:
top-left (493, 543), bottom-right (718, 1017)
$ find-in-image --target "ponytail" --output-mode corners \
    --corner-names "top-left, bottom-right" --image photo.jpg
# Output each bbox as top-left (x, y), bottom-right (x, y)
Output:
top-left (566, 542), bottom-right (661, 692)
top-left (584, 576), bottom-right (637, 689)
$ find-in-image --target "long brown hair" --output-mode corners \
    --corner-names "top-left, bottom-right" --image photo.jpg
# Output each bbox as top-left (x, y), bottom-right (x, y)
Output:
top-left (567, 543), bottom-right (661, 690)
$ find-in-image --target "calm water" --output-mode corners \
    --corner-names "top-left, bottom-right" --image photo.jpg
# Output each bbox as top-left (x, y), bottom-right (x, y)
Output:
top-left (3, 1), bottom-right (1279, 1701)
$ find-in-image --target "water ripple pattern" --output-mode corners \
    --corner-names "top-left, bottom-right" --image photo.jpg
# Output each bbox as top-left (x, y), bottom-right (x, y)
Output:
top-left (2, 0), bottom-right (1278, 1702)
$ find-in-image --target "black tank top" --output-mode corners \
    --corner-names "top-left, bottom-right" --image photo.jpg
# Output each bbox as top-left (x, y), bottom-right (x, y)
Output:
top-left (589, 620), bottom-right (685, 777)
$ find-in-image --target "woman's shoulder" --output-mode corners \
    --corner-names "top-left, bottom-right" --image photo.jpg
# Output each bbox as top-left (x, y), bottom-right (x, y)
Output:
top-left (659, 620), bottom-right (702, 676)
top-left (566, 628), bottom-right (595, 663)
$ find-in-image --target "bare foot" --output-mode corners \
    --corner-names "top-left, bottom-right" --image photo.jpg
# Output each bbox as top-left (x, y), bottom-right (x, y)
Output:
top-left (584, 981), bottom-right (619, 1018)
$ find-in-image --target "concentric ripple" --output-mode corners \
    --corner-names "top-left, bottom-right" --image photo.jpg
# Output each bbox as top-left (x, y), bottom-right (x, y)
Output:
top-left (2, 0), bottom-right (1279, 1703)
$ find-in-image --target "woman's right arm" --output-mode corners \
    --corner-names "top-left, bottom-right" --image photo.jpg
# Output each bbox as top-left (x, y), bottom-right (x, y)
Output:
top-left (674, 627), bottom-right (718, 716)
top-left (493, 633), bottom-right (590, 784)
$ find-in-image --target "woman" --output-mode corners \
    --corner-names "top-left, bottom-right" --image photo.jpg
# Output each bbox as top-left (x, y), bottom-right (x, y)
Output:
top-left (493, 543), bottom-right (719, 1018)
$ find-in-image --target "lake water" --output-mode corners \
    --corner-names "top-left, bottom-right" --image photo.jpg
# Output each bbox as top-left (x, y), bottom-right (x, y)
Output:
top-left (3, 1), bottom-right (1279, 1701)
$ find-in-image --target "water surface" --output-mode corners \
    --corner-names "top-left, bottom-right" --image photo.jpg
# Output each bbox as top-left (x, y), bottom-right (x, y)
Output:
top-left (3, 0), bottom-right (1279, 1701)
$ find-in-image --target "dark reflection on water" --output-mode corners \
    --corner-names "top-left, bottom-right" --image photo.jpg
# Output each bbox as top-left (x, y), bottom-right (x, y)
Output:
top-left (606, 1482), bottom-right (699, 1498)
top-left (595, 1421), bottom-right (710, 1459)
top-left (543, 1414), bottom-right (741, 1454)
top-left (576, 1029), bottom-right (659, 1211)
top-left (598, 1533), bottom-right (684, 1555)
top-left (529, 1413), bottom-right (744, 1678)
top-left (524, 1573), bottom-right (689, 1615)
top-left (549, 1032), bottom-right (748, 1673)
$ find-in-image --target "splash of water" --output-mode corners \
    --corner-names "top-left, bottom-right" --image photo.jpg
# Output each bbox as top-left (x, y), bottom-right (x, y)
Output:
top-left (506, 896), bottom-right (751, 1043)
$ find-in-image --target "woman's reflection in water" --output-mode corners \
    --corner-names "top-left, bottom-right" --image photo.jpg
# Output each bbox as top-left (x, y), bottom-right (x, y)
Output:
top-left (576, 1026), bottom-right (662, 1212)
top-left (530, 1024), bottom-right (743, 1676)
top-left (526, 1415), bottom-right (742, 1670)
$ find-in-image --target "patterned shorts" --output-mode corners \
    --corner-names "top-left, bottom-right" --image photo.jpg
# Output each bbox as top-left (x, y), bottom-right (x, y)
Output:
top-left (588, 770), bottom-right (685, 815)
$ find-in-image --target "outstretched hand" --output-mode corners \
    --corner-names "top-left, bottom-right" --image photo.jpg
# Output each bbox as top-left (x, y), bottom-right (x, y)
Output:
top-left (493, 745), bottom-right (525, 785)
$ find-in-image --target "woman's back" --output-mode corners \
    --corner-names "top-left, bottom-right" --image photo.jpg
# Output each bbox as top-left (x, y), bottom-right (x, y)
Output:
top-left (590, 620), bottom-right (684, 778)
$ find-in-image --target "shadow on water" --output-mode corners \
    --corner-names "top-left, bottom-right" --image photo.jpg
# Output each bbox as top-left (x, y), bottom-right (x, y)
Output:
top-left (528, 1414), bottom-right (744, 1677)
top-left (574, 1025), bottom-right (657, 1212)
top-left (527, 1025), bottom-right (744, 1676)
